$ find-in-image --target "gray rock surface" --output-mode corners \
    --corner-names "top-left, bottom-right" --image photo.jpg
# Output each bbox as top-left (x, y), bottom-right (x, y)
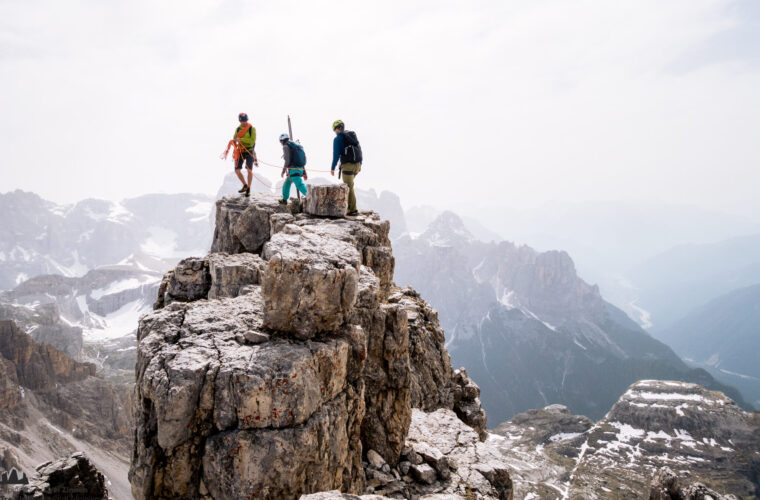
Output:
top-left (305, 184), bottom-right (350, 217)
top-left (492, 380), bottom-right (760, 499)
top-left (403, 408), bottom-right (513, 499)
top-left (11, 452), bottom-right (109, 499)
top-left (207, 252), bottom-right (265, 299)
top-left (262, 225), bottom-right (360, 338)
top-left (649, 467), bottom-right (739, 500)
top-left (131, 194), bottom-right (493, 499)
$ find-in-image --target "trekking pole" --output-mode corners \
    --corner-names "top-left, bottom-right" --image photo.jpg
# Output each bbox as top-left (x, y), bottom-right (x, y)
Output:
top-left (288, 115), bottom-right (301, 200)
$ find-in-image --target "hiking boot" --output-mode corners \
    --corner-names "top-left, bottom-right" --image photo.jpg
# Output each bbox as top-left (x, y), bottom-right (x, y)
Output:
top-left (238, 184), bottom-right (248, 193)
top-left (278, 199), bottom-right (288, 205)
top-left (347, 210), bottom-right (359, 216)
top-left (244, 186), bottom-right (251, 197)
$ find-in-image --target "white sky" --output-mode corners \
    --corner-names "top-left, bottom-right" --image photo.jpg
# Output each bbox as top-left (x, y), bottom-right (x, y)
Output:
top-left (1, 0), bottom-right (759, 214)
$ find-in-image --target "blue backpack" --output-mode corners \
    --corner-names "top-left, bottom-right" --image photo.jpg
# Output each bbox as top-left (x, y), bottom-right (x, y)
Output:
top-left (287, 141), bottom-right (307, 167)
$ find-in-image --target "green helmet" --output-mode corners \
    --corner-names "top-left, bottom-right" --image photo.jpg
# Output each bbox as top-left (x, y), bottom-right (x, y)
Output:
top-left (332, 119), bottom-right (344, 130)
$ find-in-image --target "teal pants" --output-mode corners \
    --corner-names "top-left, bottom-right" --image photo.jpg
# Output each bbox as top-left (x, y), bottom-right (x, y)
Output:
top-left (282, 169), bottom-right (307, 201)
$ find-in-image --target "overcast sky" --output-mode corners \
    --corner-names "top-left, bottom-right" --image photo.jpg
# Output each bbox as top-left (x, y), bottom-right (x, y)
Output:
top-left (1, 0), bottom-right (759, 215)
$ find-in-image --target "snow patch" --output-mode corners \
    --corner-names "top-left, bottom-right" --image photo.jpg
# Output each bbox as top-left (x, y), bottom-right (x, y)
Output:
top-left (82, 298), bottom-right (150, 341)
top-left (628, 300), bottom-right (653, 329)
top-left (609, 422), bottom-right (646, 443)
top-left (90, 276), bottom-right (156, 299)
top-left (549, 432), bottom-right (582, 442)
top-left (573, 338), bottom-right (587, 350)
top-left (628, 391), bottom-right (708, 402)
top-left (141, 226), bottom-right (179, 258)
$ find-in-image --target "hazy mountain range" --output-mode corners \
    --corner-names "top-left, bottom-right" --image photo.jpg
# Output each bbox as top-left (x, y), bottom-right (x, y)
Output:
top-left (392, 211), bottom-right (750, 422)
top-left (1, 186), bottom-right (757, 422)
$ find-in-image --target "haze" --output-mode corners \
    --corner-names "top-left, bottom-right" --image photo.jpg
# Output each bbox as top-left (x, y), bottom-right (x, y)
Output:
top-left (2, 0), bottom-right (759, 217)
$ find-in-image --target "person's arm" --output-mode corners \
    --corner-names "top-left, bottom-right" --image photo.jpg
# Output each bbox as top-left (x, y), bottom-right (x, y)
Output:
top-left (282, 144), bottom-right (291, 177)
top-left (331, 135), bottom-right (342, 171)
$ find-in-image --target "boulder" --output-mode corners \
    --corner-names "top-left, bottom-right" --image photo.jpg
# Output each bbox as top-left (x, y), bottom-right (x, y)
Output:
top-left (207, 252), bottom-right (265, 299)
top-left (366, 449), bottom-right (386, 470)
top-left (649, 466), bottom-right (738, 500)
top-left (404, 409), bottom-right (513, 499)
top-left (305, 184), bottom-right (349, 217)
top-left (262, 225), bottom-right (360, 339)
top-left (12, 452), bottom-right (109, 499)
top-left (164, 257), bottom-right (210, 304)
top-left (211, 193), bottom-right (294, 254)
top-left (409, 463), bottom-right (436, 485)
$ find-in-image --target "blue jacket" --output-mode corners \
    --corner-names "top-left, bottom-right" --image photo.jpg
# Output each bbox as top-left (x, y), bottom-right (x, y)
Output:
top-left (331, 133), bottom-right (345, 171)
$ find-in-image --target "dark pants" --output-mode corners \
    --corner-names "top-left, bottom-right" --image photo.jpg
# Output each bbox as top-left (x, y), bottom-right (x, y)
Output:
top-left (235, 148), bottom-right (256, 170)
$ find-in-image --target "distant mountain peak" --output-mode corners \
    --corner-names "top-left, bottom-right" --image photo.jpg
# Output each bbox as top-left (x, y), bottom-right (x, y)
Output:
top-left (420, 211), bottom-right (475, 247)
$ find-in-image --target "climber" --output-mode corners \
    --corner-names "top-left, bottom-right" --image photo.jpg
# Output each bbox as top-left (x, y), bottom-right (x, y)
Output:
top-left (233, 112), bottom-right (258, 197)
top-left (279, 133), bottom-right (308, 205)
top-left (330, 120), bottom-right (363, 216)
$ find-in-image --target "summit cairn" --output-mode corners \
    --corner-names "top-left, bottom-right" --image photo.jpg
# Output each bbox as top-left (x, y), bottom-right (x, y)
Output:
top-left (129, 194), bottom-right (506, 499)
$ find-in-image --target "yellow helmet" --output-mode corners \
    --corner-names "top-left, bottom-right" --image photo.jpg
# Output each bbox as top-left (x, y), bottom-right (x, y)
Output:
top-left (332, 119), bottom-right (344, 130)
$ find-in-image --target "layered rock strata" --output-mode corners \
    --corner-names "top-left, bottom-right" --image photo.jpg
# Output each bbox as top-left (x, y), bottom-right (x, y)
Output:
top-left (0, 320), bottom-right (95, 395)
top-left (130, 192), bottom-right (494, 499)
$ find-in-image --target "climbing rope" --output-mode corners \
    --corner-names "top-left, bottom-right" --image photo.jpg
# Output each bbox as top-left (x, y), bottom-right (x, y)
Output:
top-left (219, 141), bottom-right (341, 195)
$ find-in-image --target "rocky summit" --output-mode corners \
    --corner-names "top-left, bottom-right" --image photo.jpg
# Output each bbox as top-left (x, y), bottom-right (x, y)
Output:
top-left (129, 189), bottom-right (500, 499)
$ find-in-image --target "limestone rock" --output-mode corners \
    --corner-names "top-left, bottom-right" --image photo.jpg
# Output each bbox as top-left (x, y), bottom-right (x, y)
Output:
top-left (300, 492), bottom-right (392, 500)
top-left (391, 288), bottom-right (489, 441)
top-left (130, 290), bottom-right (367, 499)
top-left (13, 452), bottom-right (109, 499)
top-left (649, 466), bottom-right (738, 500)
top-left (404, 408), bottom-right (513, 499)
top-left (0, 320), bottom-right (96, 390)
top-left (262, 225), bottom-right (360, 338)
top-left (0, 357), bottom-right (19, 410)
top-left (207, 252), bottom-right (265, 299)
top-left (164, 256), bottom-right (210, 303)
top-left (366, 449), bottom-right (386, 469)
top-left (132, 194), bottom-right (493, 499)
top-left (305, 183), bottom-right (349, 217)
top-left (211, 193), bottom-right (293, 254)
top-left (451, 368), bottom-right (488, 441)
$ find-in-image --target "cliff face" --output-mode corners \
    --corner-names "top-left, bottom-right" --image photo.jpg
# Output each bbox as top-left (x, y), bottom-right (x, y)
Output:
top-left (0, 320), bottom-right (95, 393)
top-left (129, 192), bottom-right (496, 499)
top-left (0, 320), bottom-right (133, 499)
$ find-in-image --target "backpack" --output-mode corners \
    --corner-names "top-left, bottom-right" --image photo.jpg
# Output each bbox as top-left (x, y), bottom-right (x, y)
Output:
top-left (287, 141), bottom-right (307, 167)
top-left (340, 131), bottom-right (363, 164)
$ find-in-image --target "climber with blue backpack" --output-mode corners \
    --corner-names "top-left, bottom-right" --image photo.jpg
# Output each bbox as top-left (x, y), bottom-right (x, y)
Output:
top-left (279, 133), bottom-right (308, 205)
top-left (330, 120), bottom-right (362, 216)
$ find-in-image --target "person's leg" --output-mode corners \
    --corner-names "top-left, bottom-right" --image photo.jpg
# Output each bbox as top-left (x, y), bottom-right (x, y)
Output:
top-left (235, 166), bottom-right (247, 187)
top-left (246, 167), bottom-right (253, 190)
top-left (293, 173), bottom-right (307, 196)
top-left (282, 177), bottom-right (293, 201)
top-left (342, 172), bottom-right (356, 213)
